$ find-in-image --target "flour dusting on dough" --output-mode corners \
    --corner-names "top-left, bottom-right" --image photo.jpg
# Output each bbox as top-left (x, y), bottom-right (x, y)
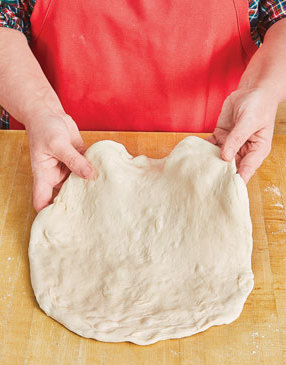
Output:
top-left (29, 137), bottom-right (254, 345)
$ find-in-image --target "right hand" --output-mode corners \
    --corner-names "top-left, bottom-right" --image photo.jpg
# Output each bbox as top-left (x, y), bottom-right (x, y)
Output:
top-left (25, 112), bottom-right (96, 212)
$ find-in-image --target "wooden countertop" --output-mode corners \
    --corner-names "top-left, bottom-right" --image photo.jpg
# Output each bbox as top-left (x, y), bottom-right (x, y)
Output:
top-left (0, 131), bottom-right (285, 365)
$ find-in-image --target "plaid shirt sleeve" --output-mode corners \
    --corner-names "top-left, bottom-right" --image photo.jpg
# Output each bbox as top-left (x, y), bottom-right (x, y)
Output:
top-left (0, 0), bottom-right (35, 41)
top-left (249, 0), bottom-right (286, 45)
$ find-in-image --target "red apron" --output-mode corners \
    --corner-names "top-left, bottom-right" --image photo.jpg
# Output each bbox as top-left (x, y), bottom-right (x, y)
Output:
top-left (10, 0), bottom-right (257, 132)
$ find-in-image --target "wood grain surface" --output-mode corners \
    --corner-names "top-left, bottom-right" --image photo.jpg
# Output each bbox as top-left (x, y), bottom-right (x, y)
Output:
top-left (0, 131), bottom-right (285, 365)
top-left (275, 101), bottom-right (286, 134)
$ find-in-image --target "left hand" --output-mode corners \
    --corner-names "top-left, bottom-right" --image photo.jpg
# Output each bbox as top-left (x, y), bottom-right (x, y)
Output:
top-left (208, 88), bottom-right (277, 183)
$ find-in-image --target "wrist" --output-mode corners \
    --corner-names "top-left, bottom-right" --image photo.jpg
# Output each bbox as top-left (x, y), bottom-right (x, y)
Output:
top-left (237, 80), bottom-right (282, 106)
top-left (21, 90), bottom-right (66, 129)
top-left (23, 108), bottom-right (68, 131)
top-left (238, 51), bottom-right (286, 104)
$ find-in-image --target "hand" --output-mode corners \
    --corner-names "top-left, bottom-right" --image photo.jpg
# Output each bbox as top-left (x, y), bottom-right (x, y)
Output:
top-left (208, 88), bottom-right (277, 183)
top-left (25, 113), bottom-right (96, 212)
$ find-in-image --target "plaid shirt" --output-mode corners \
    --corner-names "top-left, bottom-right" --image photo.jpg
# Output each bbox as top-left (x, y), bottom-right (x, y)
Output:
top-left (1, 0), bottom-right (286, 129)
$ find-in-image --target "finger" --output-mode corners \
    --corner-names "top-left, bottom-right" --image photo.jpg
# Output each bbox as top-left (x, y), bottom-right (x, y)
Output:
top-left (235, 153), bottom-right (242, 169)
top-left (51, 187), bottom-right (61, 202)
top-left (54, 165), bottom-right (69, 190)
top-left (54, 180), bottom-right (65, 191)
top-left (216, 96), bottom-right (233, 129)
top-left (56, 162), bottom-right (70, 185)
top-left (207, 134), bottom-right (217, 145)
top-left (54, 144), bottom-right (96, 179)
top-left (237, 147), bottom-right (268, 183)
top-left (71, 133), bottom-right (86, 155)
top-left (33, 177), bottom-right (53, 212)
top-left (64, 116), bottom-right (87, 154)
top-left (208, 128), bottom-right (229, 147)
top-left (221, 121), bottom-right (255, 162)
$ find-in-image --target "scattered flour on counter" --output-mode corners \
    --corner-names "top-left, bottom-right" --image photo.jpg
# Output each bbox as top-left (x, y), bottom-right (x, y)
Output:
top-left (0, 294), bottom-right (11, 301)
top-left (250, 332), bottom-right (260, 353)
top-left (271, 227), bottom-right (286, 235)
top-left (264, 185), bottom-right (282, 197)
top-left (170, 350), bottom-right (180, 356)
top-left (270, 203), bottom-right (284, 208)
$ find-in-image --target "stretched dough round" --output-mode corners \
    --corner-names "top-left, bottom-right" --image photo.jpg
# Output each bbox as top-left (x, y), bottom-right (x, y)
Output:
top-left (29, 136), bottom-right (253, 345)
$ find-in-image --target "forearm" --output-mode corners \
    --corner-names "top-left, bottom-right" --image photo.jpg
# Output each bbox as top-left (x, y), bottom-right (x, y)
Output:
top-left (238, 18), bottom-right (286, 103)
top-left (0, 28), bottom-right (65, 127)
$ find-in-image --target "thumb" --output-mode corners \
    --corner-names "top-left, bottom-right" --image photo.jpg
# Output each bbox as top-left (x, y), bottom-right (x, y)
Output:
top-left (237, 150), bottom-right (259, 184)
top-left (33, 177), bottom-right (53, 212)
top-left (238, 138), bottom-right (272, 183)
top-left (56, 144), bottom-right (96, 179)
top-left (221, 122), bottom-right (254, 161)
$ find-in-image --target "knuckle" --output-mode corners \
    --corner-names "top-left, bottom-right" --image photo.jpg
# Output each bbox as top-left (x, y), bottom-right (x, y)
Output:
top-left (63, 114), bottom-right (75, 125)
top-left (48, 137), bottom-right (62, 152)
top-left (76, 142), bottom-right (86, 154)
top-left (235, 103), bottom-right (256, 123)
top-left (222, 95), bottom-right (231, 108)
top-left (232, 134), bottom-right (245, 147)
top-left (235, 100), bottom-right (245, 113)
top-left (229, 90), bottom-right (238, 102)
top-left (66, 154), bottom-right (80, 170)
top-left (62, 114), bottom-right (78, 130)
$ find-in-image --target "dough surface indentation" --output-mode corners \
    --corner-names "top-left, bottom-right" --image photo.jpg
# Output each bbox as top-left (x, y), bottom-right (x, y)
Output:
top-left (29, 137), bottom-right (254, 345)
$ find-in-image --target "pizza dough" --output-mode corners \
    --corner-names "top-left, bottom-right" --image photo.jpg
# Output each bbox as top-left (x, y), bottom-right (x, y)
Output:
top-left (29, 136), bottom-right (254, 345)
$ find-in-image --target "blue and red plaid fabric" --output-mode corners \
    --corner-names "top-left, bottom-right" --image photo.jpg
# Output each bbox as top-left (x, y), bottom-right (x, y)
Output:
top-left (0, 0), bottom-right (35, 40)
top-left (249, 0), bottom-right (286, 44)
top-left (1, 0), bottom-right (286, 129)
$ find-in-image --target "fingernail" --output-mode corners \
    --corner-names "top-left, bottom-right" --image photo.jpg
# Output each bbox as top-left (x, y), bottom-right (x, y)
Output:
top-left (81, 165), bottom-right (95, 179)
top-left (224, 148), bottom-right (234, 161)
top-left (239, 169), bottom-right (254, 184)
